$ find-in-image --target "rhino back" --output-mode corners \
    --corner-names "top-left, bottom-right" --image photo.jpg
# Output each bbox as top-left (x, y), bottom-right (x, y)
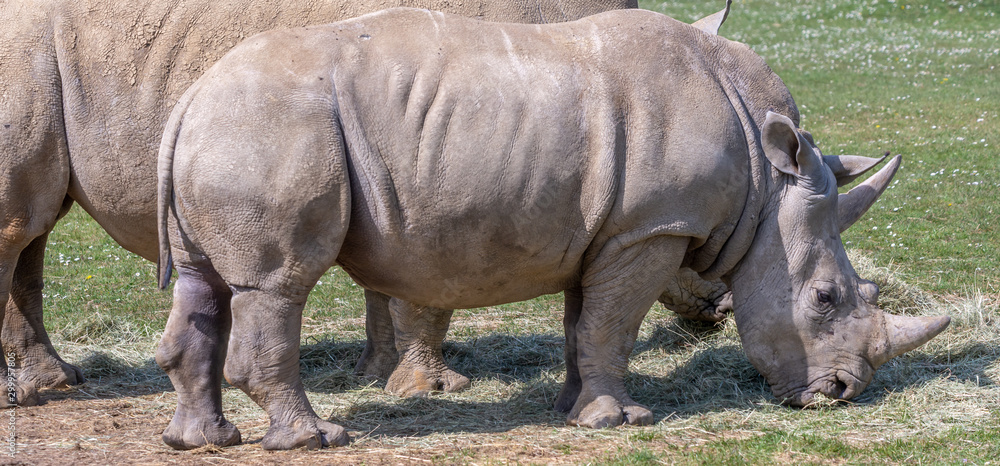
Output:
top-left (248, 9), bottom-right (756, 306)
top-left (4, 0), bottom-right (634, 262)
top-left (324, 12), bottom-right (615, 303)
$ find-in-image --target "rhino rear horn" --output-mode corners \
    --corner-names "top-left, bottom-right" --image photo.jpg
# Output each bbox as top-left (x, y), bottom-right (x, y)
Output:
top-left (824, 153), bottom-right (886, 187)
top-left (692, 0), bottom-right (732, 35)
top-left (873, 313), bottom-right (951, 366)
top-left (837, 154), bottom-right (901, 232)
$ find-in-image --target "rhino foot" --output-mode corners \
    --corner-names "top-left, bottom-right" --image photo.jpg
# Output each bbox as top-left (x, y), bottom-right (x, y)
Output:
top-left (566, 394), bottom-right (653, 429)
top-left (385, 364), bottom-right (470, 397)
top-left (162, 414), bottom-right (241, 450)
top-left (354, 341), bottom-right (398, 380)
top-left (0, 378), bottom-right (39, 408)
top-left (383, 300), bottom-right (467, 397)
top-left (553, 378), bottom-right (582, 413)
top-left (5, 339), bottom-right (85, 407)
top-left (621, 404), bottom-right (654, 426)
top-left (2, 354), bottom-right (82, 407)
top-left (23, 354), bottom-right (85, 389)
top-left (711, 291), bottom-right (734, 319)
top-left (659, 270), bottom-right (731, 323)
top-left (261, 418), bottom-right (349, 450)
top-left (667, 292), bottom-right (731, 322)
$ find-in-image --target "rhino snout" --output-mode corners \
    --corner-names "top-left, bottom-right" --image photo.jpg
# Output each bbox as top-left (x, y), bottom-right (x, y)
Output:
top-left (778, 364), bottom-right (873, 408)
top-left (819, 369), bottom-right (868, 402)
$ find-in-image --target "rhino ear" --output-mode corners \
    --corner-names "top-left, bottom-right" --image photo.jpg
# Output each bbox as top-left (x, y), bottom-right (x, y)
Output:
top-left (761, 111), bottom-right (823, 181)
top-left (823, 154), bottom-right (887, 187)
top-left (692, 0), bottom-right (732, 35)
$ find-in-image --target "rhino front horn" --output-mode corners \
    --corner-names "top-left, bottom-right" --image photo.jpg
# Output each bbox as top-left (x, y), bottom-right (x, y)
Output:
top-left (874, 313), bottom-right (951, 366)
top-left (838, 154), bottom-right (901, 232)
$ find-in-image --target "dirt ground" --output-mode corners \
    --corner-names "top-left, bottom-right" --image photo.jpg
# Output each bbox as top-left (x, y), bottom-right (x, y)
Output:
top-left (3, 306), bottom-right (742, 465)
top-left (5, 385), bottom-right (703, 465)
top-left (9, 291), bottom-right (982, 464)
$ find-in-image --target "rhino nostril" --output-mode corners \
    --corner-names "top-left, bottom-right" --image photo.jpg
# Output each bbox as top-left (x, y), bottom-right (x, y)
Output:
top-left (834, 378), bottom-right (849, 399)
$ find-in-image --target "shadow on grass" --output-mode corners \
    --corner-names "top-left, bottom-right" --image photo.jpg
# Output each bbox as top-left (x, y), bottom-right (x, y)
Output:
top-left (39, 318), bottom-right (995, 437)
top-left (37, 352), bottom-right (171, 404)
top-left (632, 316), bottom-right (728, 355)
top-left (307, 316), bottom-right (994, 436)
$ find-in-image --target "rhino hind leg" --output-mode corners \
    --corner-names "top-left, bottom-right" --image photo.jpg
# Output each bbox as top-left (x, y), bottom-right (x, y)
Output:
top-left (224, 288), bottom-right (349, 450)
top-left (554, 286), bottom-right (583, 413)
top-left (354, 289), bottom-right (399, 380)
top-left (384, 298), bottom-right (470, 397)
top-left (565, 236), bottom-right (690, 428)
top-left (2, 229), bottom-right (84, 407)
top-left (155, 265), bottom-right (240, 450)
top-left (0, 29), bottom-right (76, 407)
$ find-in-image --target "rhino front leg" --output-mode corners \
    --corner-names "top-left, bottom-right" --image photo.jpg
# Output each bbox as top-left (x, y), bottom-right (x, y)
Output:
top-left (2, 229), bottom-right (84, 407)
top-left (566, 236), bottom-right (689, 428)
top-left (155, 266), bottom-right (239, 450)
top-left (384, 298), bottom-right (469, 397)
top-left (554, 286), bottom-right (583, 413)
top-left (354, 289), bottom-right (398, 380)
top-left (225, 288), bottom-right (349, 450)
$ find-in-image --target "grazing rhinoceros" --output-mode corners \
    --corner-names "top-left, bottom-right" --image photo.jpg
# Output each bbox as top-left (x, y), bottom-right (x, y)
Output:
top-left (156, 6), bottom-right (950, 450)
top-left (0, 0), bottom-right (652, 408)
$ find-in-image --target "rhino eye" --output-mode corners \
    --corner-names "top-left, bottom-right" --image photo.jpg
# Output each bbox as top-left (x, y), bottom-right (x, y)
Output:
top-left (816, 290), bottom-right (833, 304)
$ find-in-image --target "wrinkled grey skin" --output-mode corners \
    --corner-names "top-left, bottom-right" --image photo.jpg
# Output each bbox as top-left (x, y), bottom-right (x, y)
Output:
top-left (0, 0), bottom-right (641, 408)
top-left (157, 7), bottom-right (949, 450)
top-left (360, 3), bottom-right (736, 396)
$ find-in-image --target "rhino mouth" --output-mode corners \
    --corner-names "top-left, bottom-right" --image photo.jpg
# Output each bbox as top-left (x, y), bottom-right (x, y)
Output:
top-left (780, 369), bottom-right (871, 408)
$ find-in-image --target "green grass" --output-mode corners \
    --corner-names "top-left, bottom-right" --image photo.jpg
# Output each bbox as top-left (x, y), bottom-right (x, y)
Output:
top-left (673, 425), bottom-right (1000, 465)
top-left (33, 0), bottom-right (1000, 463)
top-left (654, 0), bottom-right (1000, 295)
top-left (600, 447), bottom-right (661, 465)
top-left (43, 209), bottom-right (170, 336)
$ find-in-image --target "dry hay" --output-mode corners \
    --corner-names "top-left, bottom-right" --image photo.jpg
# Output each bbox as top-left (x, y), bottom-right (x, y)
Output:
top-left (9, 254), bottom-right (998, 463)
top-left (847, 251), bottom-right (942, 316)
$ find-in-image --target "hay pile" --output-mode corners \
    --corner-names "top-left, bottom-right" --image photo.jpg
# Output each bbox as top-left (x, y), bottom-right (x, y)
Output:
top-left (30, 252), bottom-right (997, 463)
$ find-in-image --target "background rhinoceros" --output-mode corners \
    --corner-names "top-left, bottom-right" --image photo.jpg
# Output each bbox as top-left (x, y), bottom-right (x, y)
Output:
top-left (0, 0), bottom-right (650, 408)
top-left (156, 7), bottom-right (948, 450)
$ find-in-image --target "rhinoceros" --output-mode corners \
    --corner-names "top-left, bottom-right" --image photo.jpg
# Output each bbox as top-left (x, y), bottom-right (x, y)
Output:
top-left (155, 6), bottom-right (950, 450)
top-left (0, 0), bottom-right (653, 408)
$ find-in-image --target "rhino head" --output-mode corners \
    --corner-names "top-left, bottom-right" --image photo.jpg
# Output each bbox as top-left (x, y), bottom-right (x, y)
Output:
top-left (729, 111), bottom-right (949, 406)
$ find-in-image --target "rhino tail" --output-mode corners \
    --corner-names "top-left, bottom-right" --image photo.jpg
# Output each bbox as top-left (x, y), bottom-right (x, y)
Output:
top-left (156, 81), bottom-right (202, 290)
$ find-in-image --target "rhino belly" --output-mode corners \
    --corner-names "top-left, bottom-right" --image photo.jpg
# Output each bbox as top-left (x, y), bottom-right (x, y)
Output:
top-left (336, 206), bottom-right (586, 309)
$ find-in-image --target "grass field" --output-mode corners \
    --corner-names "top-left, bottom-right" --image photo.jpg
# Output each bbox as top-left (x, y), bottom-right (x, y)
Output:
top-left (14, 0), bottom-right (1000, 463)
